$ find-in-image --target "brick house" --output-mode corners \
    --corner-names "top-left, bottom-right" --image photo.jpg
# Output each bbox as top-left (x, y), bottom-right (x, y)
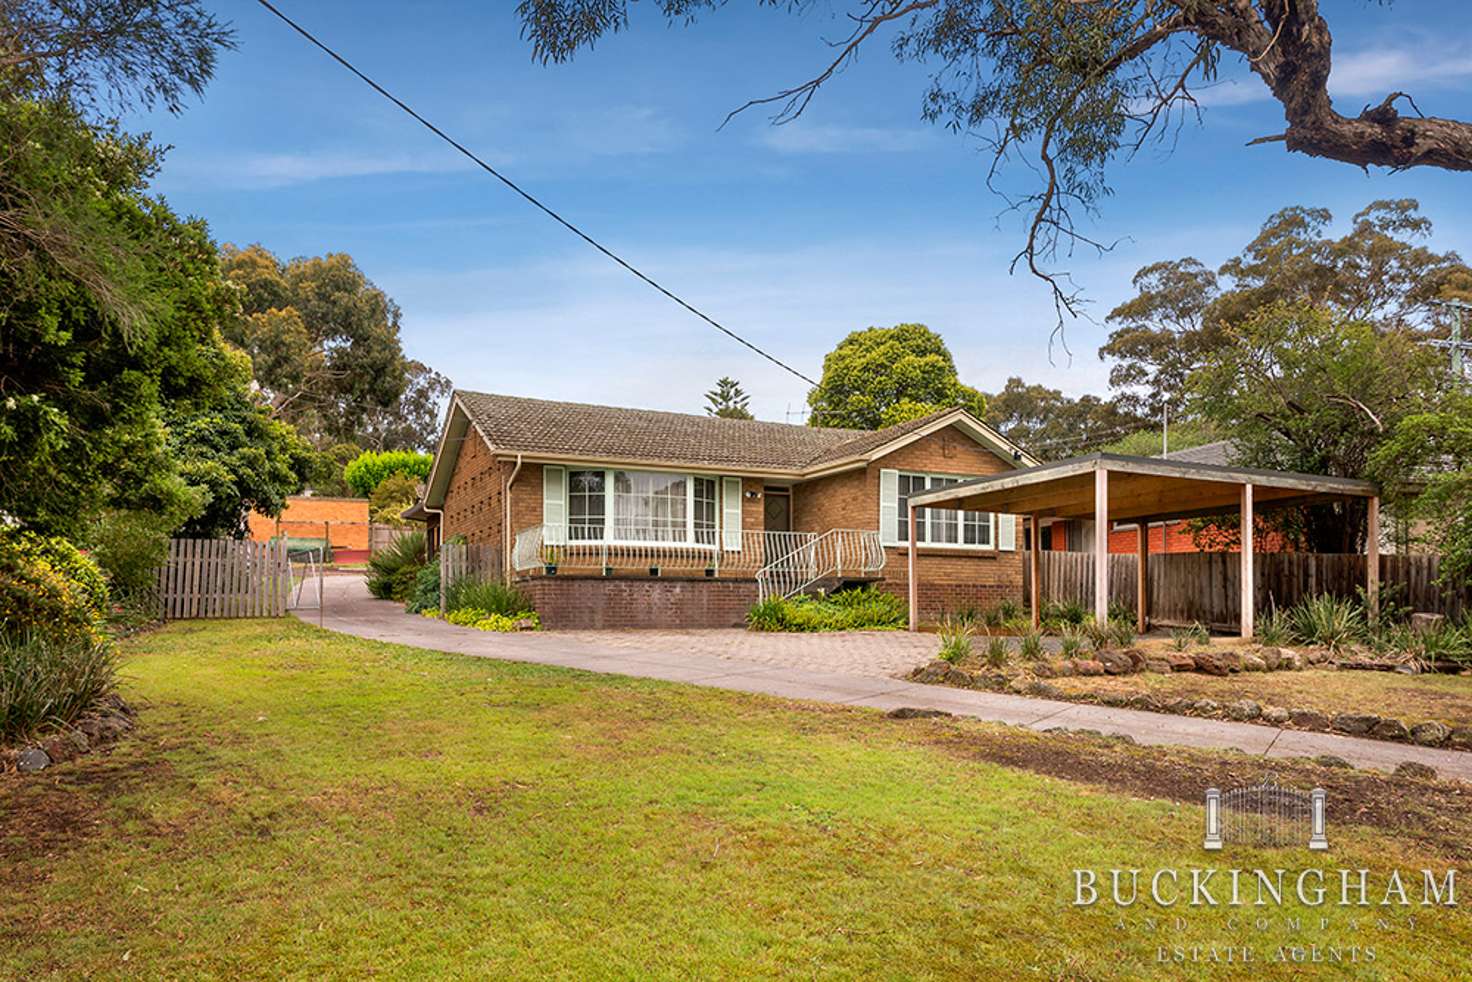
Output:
top-left (406, 391), bottom-right (1037, 628)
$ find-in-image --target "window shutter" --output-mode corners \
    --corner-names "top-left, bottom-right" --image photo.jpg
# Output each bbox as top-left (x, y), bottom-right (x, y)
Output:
top-left (997, 514), bottom-right (1016, 551)
top-left (879, 469), bottom-right (899, 546)
top-left (543, 466), bottom-right (566, 545)
top-left (722, 477), bottom-right (743, 551)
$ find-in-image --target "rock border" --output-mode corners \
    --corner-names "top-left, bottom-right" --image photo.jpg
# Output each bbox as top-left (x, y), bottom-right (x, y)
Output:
top-left (0, 695), bottom-right (136, 775)
top-left (908, 657), bottom-right (1472, 752)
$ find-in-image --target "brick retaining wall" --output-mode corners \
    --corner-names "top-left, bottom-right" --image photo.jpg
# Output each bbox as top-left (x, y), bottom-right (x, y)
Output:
top-left (519, 575), bottom-right (759, 629)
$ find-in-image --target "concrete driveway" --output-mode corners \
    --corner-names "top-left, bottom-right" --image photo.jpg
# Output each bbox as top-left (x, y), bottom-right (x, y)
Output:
top-left (306, 574), bottom-right (1472, 781)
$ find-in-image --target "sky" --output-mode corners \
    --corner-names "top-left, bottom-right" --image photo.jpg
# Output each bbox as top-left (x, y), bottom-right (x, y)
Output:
top-left (128, 1), bottom-right (1472, 424)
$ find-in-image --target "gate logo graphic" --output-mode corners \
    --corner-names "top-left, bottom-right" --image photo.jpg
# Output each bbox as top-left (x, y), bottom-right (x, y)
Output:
top-left (1203, 777), bottom-right (1327, 851)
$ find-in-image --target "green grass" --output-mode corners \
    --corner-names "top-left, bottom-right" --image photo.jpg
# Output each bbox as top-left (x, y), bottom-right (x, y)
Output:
top-left (746, 586), bottom-right (906, 632)
top-left (2, 619), bottom-right (1468, 979)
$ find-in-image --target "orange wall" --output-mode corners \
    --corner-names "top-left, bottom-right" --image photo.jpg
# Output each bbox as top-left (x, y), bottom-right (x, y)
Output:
top-left (248, 496), bottom-right (370, 551)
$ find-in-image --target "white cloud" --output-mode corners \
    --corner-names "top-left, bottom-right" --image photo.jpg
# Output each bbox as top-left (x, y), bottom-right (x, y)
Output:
top-left (167, 149), bottom-right (482, 189)
top-left (759, 123), bottom-right (933, 154)
top-left (1192, 42), bottom-right (1472, 110)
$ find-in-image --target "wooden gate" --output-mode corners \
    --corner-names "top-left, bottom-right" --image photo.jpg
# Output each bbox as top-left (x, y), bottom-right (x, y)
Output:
top-left (158, 539), bottom-right (291, 619)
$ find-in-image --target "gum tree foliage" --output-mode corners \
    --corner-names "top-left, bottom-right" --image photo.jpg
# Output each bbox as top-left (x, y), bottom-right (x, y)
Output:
top-left (980, 376), bottom-right (1145, 459)
top-left (219, 245), bottom-right (449, 451)
top-left (1370, 391), bottom-right (1472, 592)
top-left (1189, 303), bottom-right (1444, 553)
top-left (1102, 200), bottom-right (1472, 417)
top-left (516, 1), bottom-right (1472, 325)
top-left (807, 324), bottom-right (985, 429)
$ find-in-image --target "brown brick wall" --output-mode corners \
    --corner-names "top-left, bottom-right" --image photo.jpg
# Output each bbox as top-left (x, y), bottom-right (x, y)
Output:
top-left (518, 575), bottom-right (758, 629)
top-left (793, 424), bottom-right (1023, 621)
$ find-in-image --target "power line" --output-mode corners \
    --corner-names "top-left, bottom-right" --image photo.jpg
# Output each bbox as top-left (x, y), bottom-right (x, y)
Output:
top-left (253, 0), bottom-right (820, 389)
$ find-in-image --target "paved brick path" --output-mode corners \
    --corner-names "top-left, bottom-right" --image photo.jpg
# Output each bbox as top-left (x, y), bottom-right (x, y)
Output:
top-left (308, 575), bottom-right (1472, 781)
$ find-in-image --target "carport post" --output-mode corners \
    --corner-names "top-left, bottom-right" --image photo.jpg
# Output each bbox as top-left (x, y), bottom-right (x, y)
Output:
top-left (1240, 483), bottom-right (1254, 639)
top-left (1136, 522), bottom-right (1148, 635)
top-left (907, 501), bottom-right (918, 632)
top-left (1093, 467), bottom-right (1109, 624)
top-left (1030, 514), bottom-right (1041, 631)
top-left (1367, 495), bottom-right (1380, 623)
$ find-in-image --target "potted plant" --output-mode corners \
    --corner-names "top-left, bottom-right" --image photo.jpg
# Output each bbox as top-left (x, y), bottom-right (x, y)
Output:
top-left (602, 564), bottom-right (614, 577)
top-left (648, 565), bottom-right (661, 577)
top-left (704, 561), bottom-right (716, 578)
top-left (544, 546), bottom-right (561, 576)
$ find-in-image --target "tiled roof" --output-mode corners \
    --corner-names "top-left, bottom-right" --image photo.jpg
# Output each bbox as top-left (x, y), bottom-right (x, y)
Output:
top-left (1164, 440), bottom-right (1234, 467)
top-left (453, 391), bottom-right (979, 471)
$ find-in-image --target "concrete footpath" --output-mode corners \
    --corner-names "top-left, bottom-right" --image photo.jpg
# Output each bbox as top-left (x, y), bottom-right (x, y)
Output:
top-left (306, 575), bottom-right (1472, 782)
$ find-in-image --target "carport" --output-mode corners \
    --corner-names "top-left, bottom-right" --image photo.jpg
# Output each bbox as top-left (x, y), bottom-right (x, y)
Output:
top-left (905, 454), bottom-right (1381, 637)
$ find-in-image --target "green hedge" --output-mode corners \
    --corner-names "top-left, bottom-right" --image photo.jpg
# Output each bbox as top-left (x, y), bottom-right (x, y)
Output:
top-left (343, 450), bottom-right (433, 498)
top-left (747, 587), bottom-right (906, 632)
top-left (0, 530), bottom-right (110, 644)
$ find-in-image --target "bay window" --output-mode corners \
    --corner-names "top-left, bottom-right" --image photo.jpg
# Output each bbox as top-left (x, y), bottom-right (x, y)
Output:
top-left (564, 468), bottom-right (720, 545)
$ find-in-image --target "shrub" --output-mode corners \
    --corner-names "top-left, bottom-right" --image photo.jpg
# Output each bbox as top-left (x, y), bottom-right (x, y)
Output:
top-left (1171, 623), bottom-right (1210, 650)
top-left (370, 472), bottom-right (421, 526)
top-left (1042, 599), bottom-right (1088, 629)
top-left (1018, 630), bottom-right (1044, 661)
top-left (1418, 616), bottom-right (1472, 666)
top-left (0, 530), bottom-right (109, 644)
top-left (1059, 632), bottom-right (1084, 660)
top-left (1108, 617), bottom-right (1137, 648)
top-left (1, 631), bottom-right (118, 743)
top-left (405, 562), bottom-right (441, 614)
top-left (445, 577), bottom-right (533, 618)
top-left (746, 587), bottom-right (906, 632)
top-left (365, 531), bottom-right (424, 602)
top-left (937, 617), bottom-right (974, 664)
top-left (85, 509), bottom-right (172, 616)
top-left (1287, 595), bottom-right (1365, 652)
top-left (344, 450), bottom-right (433, 497)
top-left (1083, 617), bottom-right (1112, 652)
top-left (1255, 606), bottom-right (1292, 647)
top-left (983, 634), bottom-right (1010, 668)
top-left (446, 608), bottom-right (540, 631)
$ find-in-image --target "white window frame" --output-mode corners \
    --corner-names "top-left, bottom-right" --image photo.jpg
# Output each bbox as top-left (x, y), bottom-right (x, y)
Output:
top-left (562, 466), bottom-right (722, 549)
top-left (896, 471), bottom-right (996, 550)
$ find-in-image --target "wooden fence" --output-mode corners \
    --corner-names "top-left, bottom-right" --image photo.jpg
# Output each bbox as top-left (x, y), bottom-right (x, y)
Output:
top-left (1023, 550), bottom-right (1468, 630)
top-left (438, 542), bottom-right (502, 610)
top-left (157, 538), bottom-right (292, 619)
top-left (369, 523), bottom-right (417, 555)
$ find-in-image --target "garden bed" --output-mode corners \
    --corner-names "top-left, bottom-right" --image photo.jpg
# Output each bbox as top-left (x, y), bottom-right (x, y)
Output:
top-left (910, 640), bottom-right (1472, 750)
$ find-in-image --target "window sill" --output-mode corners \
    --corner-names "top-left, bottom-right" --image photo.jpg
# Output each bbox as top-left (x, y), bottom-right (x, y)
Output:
top-left (891, 544), bottom-right (1001, 558)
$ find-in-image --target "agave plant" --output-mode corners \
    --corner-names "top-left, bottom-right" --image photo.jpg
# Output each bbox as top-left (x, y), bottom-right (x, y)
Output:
top-left (1288, 595), bottom-right (1366, 653)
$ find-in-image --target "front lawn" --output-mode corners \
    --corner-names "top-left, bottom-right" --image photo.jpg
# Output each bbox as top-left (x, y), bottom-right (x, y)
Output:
top-left (3, 619), bottom-right (1469, 978)
top-left (1048, 666), bottom-right (1472, 730)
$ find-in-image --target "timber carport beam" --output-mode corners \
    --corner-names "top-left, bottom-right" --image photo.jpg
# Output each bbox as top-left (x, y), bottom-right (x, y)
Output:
top-left (905, 453), bottom-right (1380, 639)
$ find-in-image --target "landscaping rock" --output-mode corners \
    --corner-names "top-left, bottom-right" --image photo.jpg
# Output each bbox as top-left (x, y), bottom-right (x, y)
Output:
top-left (1193, 699), bottom-right (1220, 717)
top-left (514, 617), bottom-right (538, 631)
top-left (1227, 699), bottom-right (1262, 721)
top-left (1129, 694), bottom-right (1160, 711)
top-left (1166, 698), bottom-right (1195, 715)
top-left (1143, 658), bottom-right (1173, 674)
top-left (1259, 647), bottom-right (1283, 671)
top-left (1050, 660), bottom-right (1076, 677)
top-left (1303, 647), bottom-right (1330, 666)
top-left (943, 666), bottom-right (974, 687)
top-left (1241, 653), bottom-right (1267, 672)
top-left (1289, 709), bottom-right (1331, 731)
top-left (1411, 721), bottom-right (1451, 747)
top-left (1032, 661), bottom-right (1057, 678)
top-left (1447, 727), bottom-right (1472, 751)
top-left (886, 707), bottom-right (953, 720)
top-left (1095, 650), bottom-right (1133, 675)
top-left (1331, 713), bottom-right (1380, 736)
top-left (16, 747), bottom-right (50, 772)
top-left (1027, 681), bottom-right (1065, 700)
top-left (1394, 761), bottom-right (1437, 780)
top-left (1371, 719), bottom-right (1411, 742)
top-left (1099, 691), bottom-right (1130, 708)
top-left (1167, 653), bottom-right (1196, 672)
top-left (1122, 649), bottom-right (1147, 671)
top-left (1107, 733), bottom-right (1138, 746)
top-left (1262, 706), bottom-right (1290, 725)
top-left (1278, 650), bottom-right (1303, 671)
top-left (1007, 677), bottom-right (1032, 695)
top-left (1193, 653), bottom-right (1232, 677)
top-left (1314, 754), bottom-right (1354, 769)
top-left (1074, 659), bottom-right (1105, 677)
top-left (1410, 612), bottom-right (1446, 635)
top-left (911, 660), bottom-right (951, 684)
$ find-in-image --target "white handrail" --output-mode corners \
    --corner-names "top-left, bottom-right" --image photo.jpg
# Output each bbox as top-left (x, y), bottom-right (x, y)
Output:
top-left (755, 529), bottom-right (886, 602)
